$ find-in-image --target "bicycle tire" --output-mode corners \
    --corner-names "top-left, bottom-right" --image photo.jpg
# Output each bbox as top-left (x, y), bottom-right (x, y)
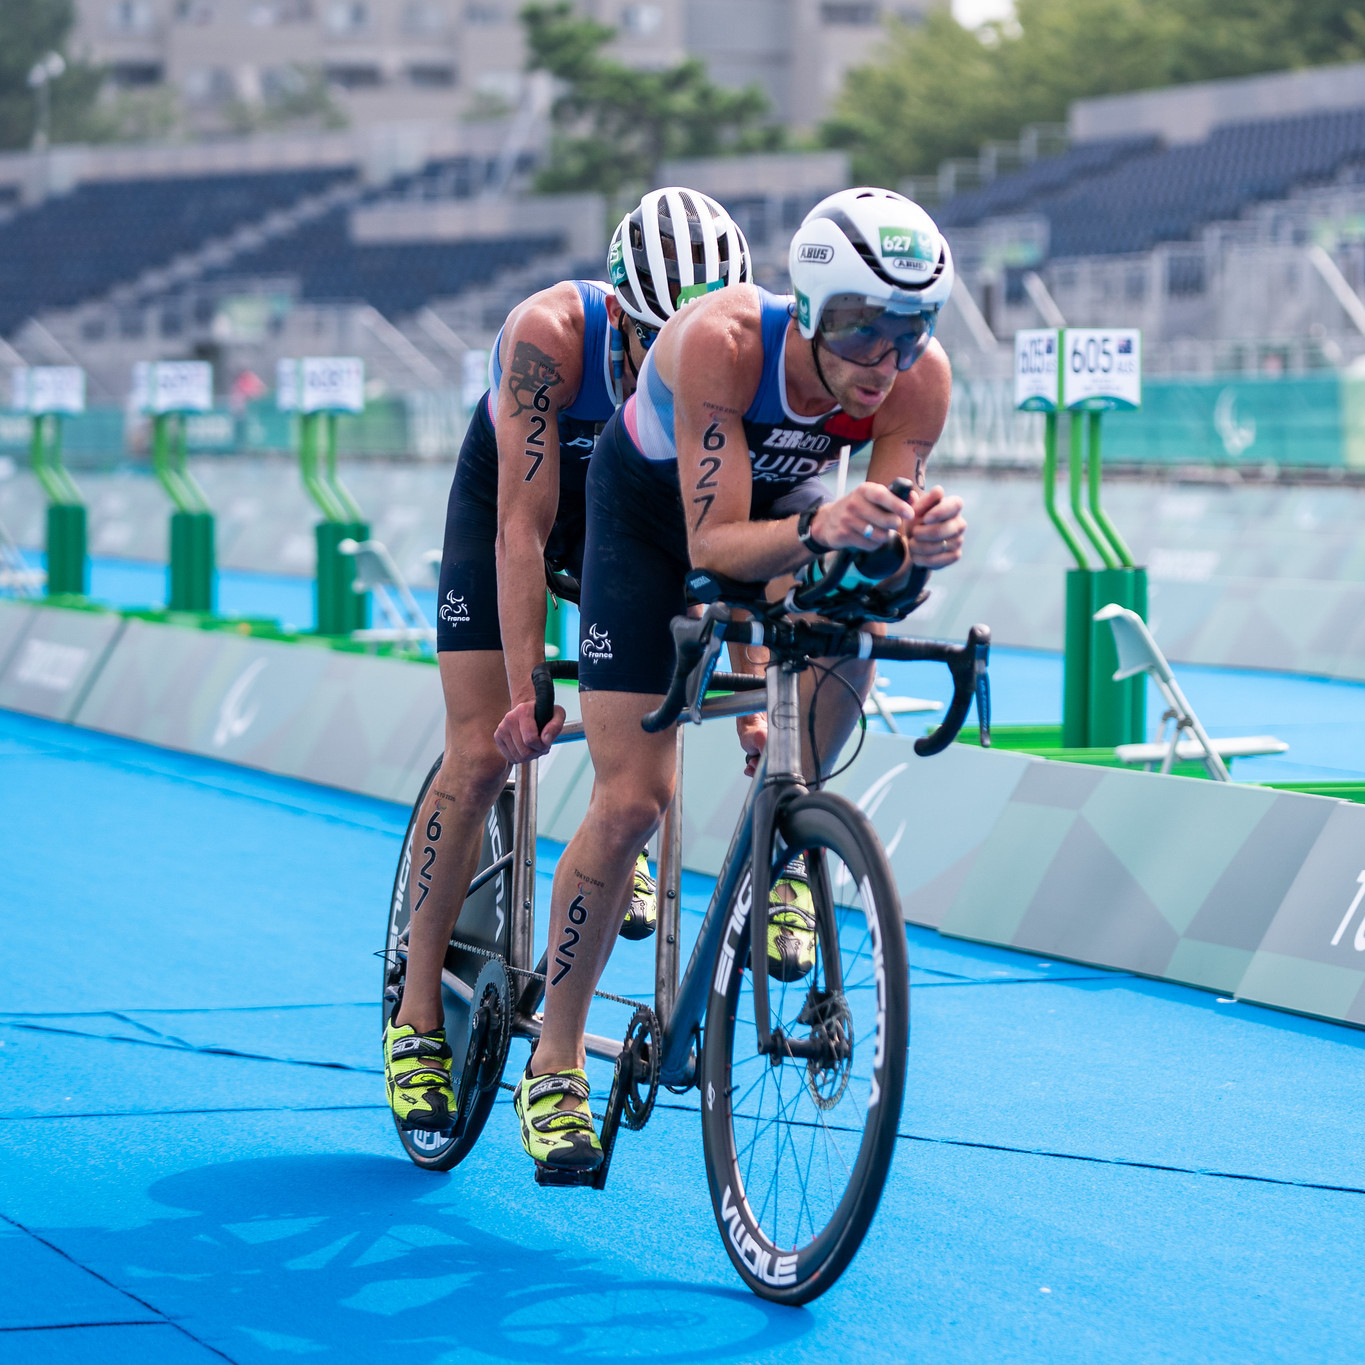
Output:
top-left (382, 754), bottom-right (514, 1172)
top-left (700, 790), bottom-right (908, 1304)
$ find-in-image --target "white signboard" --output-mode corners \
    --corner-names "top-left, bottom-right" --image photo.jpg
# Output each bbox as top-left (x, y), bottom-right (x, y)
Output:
top-left (135, 360), bottom-right (213, 414)
top-left (300, 356), bottom-right (364, 414)
top-left (276, 358), bottom-right (300, 413)
top-left (12, 366), bottom-right (86, 415)
top-left (1061, 328), bottom-right (1141, 411)
top-left (1014, 329), bottom-right (1059, 412)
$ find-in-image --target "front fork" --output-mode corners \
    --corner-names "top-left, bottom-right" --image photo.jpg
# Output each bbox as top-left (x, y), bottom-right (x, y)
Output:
top-left (748, 660), bottom-right (845, 1055)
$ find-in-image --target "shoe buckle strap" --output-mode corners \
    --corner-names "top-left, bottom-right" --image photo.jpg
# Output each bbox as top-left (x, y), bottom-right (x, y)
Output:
top-left (391, 1034), bottom-right (448, 1059)
top-left (529, 1109), bottom-right (593, 1136)
top-left (395, 1067), bottom-right (449, 1090)
top-left (526, 1073), bottom-right (590, 1106)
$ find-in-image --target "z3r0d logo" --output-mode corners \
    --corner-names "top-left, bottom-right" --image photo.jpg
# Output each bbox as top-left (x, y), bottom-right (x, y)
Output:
top-left (582, 624), bottom-right (613, 661)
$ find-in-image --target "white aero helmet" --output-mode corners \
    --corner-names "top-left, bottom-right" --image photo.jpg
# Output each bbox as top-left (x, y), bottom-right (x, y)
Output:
top-left (608, 186), bottom-right (751, 331)
top-left (789, 187), bottom-right (953, 370)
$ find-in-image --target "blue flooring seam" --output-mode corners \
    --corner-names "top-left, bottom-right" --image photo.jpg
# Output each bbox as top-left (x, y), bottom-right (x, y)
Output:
top-left (3, 1021), bottom-right (383, 1075)
top-left (0, 1212), bottom-right (240, 1364)
top-left (897, 1131), bottom-right (1365, 1197)
top-left (0, 1004), bottom-right (374, 1017)
top-left (0, 1321), bottom-right (162, 1333)
top-left (0, 1104), bottom-right (387, 1123)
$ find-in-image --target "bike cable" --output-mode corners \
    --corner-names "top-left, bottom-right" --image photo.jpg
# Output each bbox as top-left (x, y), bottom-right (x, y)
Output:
top-left (806, 658), bottom-right (870, 789)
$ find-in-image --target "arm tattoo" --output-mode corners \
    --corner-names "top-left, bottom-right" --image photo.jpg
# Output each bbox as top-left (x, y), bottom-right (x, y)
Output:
top-left (506, 340), bottom-right (563, 419)
top-left (692, 454), bottom-right (722, 529)
top-left (903, 437), bottom-right (934, 491)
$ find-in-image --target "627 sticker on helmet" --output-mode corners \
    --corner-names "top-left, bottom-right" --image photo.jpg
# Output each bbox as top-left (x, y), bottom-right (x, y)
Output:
top-left (878, 227), bottom-right (936, 272)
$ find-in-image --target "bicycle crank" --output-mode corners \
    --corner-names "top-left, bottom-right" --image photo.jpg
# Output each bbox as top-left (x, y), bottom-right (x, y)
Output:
top-left (452, 957), bottom-right (511, 1137)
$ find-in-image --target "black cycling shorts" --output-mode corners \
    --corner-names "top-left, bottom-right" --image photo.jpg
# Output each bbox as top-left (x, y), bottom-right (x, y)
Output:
top-left (436, 395), bottom-right (585, 653)
top-left (577, 410), bottom-right (828, 694)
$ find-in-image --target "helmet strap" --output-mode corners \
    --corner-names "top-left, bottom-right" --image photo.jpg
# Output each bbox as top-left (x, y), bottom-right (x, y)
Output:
top-left (609, 324), bottom-right (626, 405)
top-left (810, 333), bottom-right (838, 402)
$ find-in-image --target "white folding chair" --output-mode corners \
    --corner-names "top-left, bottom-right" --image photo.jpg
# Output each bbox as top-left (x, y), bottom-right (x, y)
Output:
top-left (0, 513), bottom-right (44, 597)
top-left (338, 538), bottom-right (438, 650)
top-left (1094, 604), bottom-right (1287, 781)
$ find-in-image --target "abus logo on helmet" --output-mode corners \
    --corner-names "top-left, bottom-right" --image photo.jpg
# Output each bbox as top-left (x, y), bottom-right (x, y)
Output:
top-left (879, 225), bottom-right (935, 274)
top-left (797, 244), bottom-right (833, 265)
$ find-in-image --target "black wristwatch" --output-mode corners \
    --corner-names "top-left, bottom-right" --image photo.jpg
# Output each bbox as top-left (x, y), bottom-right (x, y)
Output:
top-left (797, 506), bottom-right (832, 556)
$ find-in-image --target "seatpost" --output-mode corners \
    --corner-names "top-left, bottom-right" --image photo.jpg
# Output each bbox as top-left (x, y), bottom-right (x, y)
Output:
top-left (510, 760), bottom-right (538, 972)
top-left (654, 726), bottom-right (684, 1030)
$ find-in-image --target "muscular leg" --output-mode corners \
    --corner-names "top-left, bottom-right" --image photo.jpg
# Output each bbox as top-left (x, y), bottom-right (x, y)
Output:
top-left (532, 690), bottom-right (678, 1073)
top-left (396, 650), bottom-right (512, 1035)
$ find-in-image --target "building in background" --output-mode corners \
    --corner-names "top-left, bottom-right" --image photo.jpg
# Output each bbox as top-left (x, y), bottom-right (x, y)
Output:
top-left (74, 0), bottom-right (932, 135)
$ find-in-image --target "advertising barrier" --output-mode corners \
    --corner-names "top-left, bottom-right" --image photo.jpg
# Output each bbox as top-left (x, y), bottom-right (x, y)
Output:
top-left (77, 621), bottom-right (443, 803)
top-left (0, 604), bottom-right (125, 722)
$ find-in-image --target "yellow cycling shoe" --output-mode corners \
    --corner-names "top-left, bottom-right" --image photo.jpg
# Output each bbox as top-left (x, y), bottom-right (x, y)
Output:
top-left (767, 855), bottom-right (817, 983)
top-left (513, 1065), bottom-right (603, 1172)
top-left (384, 1012), bottom-right (455, 1132)
top-left (619, 852), bottom-right (658, 941)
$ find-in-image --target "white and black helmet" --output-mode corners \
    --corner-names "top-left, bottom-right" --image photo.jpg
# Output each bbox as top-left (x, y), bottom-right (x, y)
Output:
top-left (608, 187), bottom-right (751, 330)
top-left (789, 187), bottom-right (953, 341)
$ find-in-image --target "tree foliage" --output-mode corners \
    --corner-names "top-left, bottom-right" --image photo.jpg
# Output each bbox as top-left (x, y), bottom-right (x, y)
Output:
top-left (521, 2), bottom-right (782, 196)
top-left (824, 0), bottom-right (1365, 184)
top-left (0, 0), bottom-right (103, 150)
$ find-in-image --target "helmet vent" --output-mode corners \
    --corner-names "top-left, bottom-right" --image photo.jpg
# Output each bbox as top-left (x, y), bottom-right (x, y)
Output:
top-left (813, 206), bottom-right (944, 293)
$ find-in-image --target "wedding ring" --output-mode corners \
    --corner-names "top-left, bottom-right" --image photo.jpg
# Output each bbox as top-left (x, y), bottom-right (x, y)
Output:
top-left (862, 523), bottom-right (875, 540)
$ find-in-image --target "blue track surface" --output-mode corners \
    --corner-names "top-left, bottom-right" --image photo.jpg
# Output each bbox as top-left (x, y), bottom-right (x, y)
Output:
top-left (3, 708), bottom-right (1364, 1363)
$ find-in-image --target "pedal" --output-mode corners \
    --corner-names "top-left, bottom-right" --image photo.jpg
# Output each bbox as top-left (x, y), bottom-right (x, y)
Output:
top-left (533, 1162), bottom-right (599, 1188)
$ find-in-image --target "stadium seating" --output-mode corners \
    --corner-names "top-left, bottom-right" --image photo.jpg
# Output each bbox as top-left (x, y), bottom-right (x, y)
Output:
top-left (0, 168), bottom-right (351, 335)
top-left (938, 106), bottom-right (1365, 261)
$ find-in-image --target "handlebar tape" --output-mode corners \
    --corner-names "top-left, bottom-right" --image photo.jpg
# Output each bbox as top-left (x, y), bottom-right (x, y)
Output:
top-left (531, 662), bottom-right (556, 734)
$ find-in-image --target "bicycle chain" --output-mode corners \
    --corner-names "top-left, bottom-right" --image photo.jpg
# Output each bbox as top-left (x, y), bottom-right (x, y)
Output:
top-left (445, 936), bottom-right (650, 1013)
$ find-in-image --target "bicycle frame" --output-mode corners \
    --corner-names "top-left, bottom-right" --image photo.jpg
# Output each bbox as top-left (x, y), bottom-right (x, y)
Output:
top-left (483, 671), bottom-right (802, 1090)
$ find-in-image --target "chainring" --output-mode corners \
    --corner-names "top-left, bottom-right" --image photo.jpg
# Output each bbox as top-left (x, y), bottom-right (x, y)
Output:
top-left (621, 1004), bottom-right (661, 1131)
top-left (467, 957), bottom-right (512, 1099)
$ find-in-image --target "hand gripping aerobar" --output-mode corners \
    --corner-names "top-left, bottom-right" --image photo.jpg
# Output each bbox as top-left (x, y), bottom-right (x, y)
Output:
top-left (643, 609), bottom-right (990, 754)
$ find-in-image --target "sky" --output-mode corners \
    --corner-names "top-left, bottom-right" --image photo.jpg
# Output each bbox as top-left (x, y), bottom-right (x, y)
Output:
top-left (952, 0), bottom-right (1017, 26)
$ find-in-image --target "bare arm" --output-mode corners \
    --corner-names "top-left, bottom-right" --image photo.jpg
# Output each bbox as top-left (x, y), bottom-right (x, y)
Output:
top-left (493, 285), bottom-right (584, 758)
top-left (864, 341), bottom-right (965, 569)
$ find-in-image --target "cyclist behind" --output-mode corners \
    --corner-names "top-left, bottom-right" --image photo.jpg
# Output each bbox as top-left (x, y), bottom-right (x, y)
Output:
top-left (384, 188), bottom-right (751, 1132)
top-left (503, 187), bottom-right (968, 1174)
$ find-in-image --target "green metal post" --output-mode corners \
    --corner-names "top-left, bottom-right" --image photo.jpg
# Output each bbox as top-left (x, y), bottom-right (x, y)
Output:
top-left (31, 414), bottom-right (87, 597)
top-left (1086, 411), bottom-right (1134, 567)
top-left (152, 413), bottom-right (215, 613)
top-left (1070, 412), bottom-right (1119, 569)
top-left (1042, 411), bottom-right (1089, 569)
top-left (1043, 410), bottom-right (1094, 747)
top-left (299, 411), bottom-right (368, 636)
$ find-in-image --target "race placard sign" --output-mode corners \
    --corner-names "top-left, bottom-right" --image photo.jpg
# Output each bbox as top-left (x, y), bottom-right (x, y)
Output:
top-left (1014, 329), bottom-right (1059, 411)
top-left (12, 366), bottom-right (86, 415)
top-left (143, 361), bottom-right (213, 414)
top-left (300, 357), bottom-right (364, 414)
top-left (1061, 328), bottom-right (1141, 410)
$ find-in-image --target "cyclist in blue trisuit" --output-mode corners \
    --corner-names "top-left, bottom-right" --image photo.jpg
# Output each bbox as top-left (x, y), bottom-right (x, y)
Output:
top-left (384, 188), bottom-right (751, 1132)
top-left (510, 188), bottom-right (969, 1174)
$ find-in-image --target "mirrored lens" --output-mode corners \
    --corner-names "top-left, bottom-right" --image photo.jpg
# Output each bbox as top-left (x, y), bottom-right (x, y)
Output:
top-left (817, 297), bottom-right (933, 370)
top-left (634, 320), bottom-right (659, 351)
